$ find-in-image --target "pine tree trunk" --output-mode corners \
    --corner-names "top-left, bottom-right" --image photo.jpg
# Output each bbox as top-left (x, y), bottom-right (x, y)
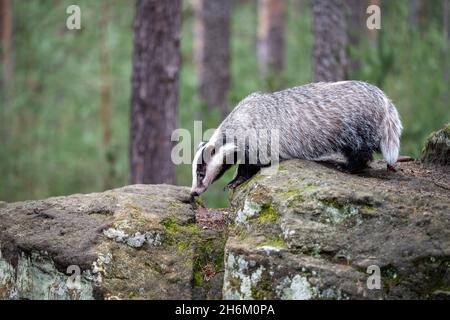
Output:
top-left (193, 0), bottom-right (231, 117)
top-left (257, 0), bottom-right (285, 79)
top-left (347, 0), bottom-right (364, 75)
top-left (409, 0), bottom-right (419, 26)
top-left (444, 0), bottom-right (449, 102)
top-left (313, 0), bottom-right (348, 82)
top-left (130, 0), bottom-right (181, 185)
top-left (367, 0), bottom-right (380, 47)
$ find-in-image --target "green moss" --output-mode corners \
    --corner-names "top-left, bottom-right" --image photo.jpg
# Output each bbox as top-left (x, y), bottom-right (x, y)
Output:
top-left (162, 217), bottom-right (179, 237)
top-left (176, 239), bottom-right (191, 254)
top-left (192, 233), bottom-right (227, 293)
top-left (442, 124), bottom-right (450, 135)
top-left (162, 217), bottom-right (200, 236)
top-left (258, 203), bottom-right (279, 223)
top-left (161, 217), bottom-right (201, 256)
top-left (382, 265), bottom-right (398, 280)
top-left (321, 199), bottom-right (344, 210)
top-left (193, 271), bottom-right (203, 288)
top-left (277, 163), bottom-right (289, 172)
top-left (169, 202), bottom-right (184, 209)
top-left (193, 196), bottom-right (204, 208)
top-left (128, 291), bottom-right (138, 299)
top-left (381, 265), bottom-right (401, 293)
top-left (161, 217), bottom-right (227, 295)
top-left (259, 235), bottom-right (286, 248)
top-left (288, 194), bottom-right (305, 208)
top-left (360, 204), bottom-right (376, 213)
top-left (185, 223), bottom-right (201, 234)
top-left (281, 184), bottom-right (317, 208)
top-left (302, 245), bottom-right (322, 258)
top-left (251, 279), bottom-right (275, 299)
top-left (228, 276), bottom-right (241, 290)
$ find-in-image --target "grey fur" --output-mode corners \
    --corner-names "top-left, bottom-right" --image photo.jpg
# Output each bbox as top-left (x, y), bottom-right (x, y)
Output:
top-left (191, 81), bottom-right (402, 195)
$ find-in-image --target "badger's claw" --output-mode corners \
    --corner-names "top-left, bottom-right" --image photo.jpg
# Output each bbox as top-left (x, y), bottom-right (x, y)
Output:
top-left (224, 177), bottom-right (246, 190)
top-left (224, 181), bottom-right (238, 190)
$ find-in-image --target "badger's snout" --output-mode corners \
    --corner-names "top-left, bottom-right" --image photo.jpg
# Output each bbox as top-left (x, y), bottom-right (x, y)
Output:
top-left (190, 186), bottom-right (206, 197)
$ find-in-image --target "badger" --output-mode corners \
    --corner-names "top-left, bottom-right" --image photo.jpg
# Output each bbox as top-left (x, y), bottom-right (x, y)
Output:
top-left (190, 81), bottom-right (402, 196)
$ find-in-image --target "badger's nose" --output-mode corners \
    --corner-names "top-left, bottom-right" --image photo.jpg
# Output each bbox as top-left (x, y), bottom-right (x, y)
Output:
top-left (190, 191), bottom-right (199, 197)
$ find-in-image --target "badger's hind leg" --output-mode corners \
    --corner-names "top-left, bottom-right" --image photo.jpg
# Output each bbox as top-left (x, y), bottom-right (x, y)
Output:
top-left (224, 164), bottom-right (260, 190)
top-left (340, 147), bottom-right (373, 173)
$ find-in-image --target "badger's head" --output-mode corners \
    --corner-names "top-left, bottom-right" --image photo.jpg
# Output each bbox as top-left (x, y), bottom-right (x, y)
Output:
top-left (190, 141), bottom-right (236, 196)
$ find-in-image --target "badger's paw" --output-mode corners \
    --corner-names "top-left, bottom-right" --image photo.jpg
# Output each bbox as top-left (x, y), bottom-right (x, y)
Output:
top-left (224, 177), bottom-right (247, 190)
top-left (387, 164), bottom-right (397, 172)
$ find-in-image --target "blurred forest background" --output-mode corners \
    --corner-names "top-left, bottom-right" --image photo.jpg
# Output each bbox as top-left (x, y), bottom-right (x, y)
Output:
top-left (0, 0), bottom-right (449, 207)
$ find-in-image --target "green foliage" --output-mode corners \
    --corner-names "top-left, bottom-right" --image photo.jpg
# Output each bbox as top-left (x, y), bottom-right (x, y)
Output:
top-left (1, 0), bottom-right (449, 208)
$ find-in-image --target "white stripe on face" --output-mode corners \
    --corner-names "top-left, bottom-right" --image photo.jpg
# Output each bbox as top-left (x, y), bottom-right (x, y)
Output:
top-left (191, 145), bottom-right (206, 191)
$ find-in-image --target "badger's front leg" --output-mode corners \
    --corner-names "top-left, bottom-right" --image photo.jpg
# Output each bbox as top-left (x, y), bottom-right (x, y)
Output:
top-left (224, 164), bottom-right (260, 190)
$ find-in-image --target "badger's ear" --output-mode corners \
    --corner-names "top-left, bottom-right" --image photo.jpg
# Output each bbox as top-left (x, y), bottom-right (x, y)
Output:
top-left (197, 141), bottom-right (207, 150)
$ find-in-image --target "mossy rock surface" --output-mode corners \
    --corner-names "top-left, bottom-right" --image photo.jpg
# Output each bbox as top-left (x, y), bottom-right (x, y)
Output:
top-left (225, 159), bottom-right (450, 300)
top-left (421, 124), bottom-right (450, 166)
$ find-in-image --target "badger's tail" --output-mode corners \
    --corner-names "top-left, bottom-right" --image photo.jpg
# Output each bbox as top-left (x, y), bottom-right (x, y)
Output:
top-left (380, 99), bottom-right (403, 165)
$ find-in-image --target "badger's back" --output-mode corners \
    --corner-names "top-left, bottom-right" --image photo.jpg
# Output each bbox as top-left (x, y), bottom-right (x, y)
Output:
top-left (216, 81), bottom-right (402, 164)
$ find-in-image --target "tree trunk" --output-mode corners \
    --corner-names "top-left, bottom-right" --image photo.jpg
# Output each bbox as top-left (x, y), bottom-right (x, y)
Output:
top-left (193, 0), bottom-right (231, 117)
top-left (0, 0), bottom-right (13, 107)
top-left (444, 0), bottom-right (449, 102)
top-left (130, 0), bottom-right (181, 185)
top-left (257, 0), bottom-right (285, 79)
top-left (409, 0), bottom-right (419, 27)
top-left (367, 0), bottom-right (380, 47)
top-left (347, 0), bottom-right (364, 75)
top-left (312, 0), bottom-right (348, 82)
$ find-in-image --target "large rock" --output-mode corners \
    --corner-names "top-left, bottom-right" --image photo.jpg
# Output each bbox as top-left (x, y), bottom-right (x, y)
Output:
top-left (1, 143), bottom-right (449, 300)
top-left (0, 185), bottom-right (226, 300)
top-left (224, 159), bottom-right (450, 300)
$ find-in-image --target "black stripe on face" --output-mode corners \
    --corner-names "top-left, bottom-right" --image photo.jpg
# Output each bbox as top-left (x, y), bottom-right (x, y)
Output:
top-left (196, 147), bottom-right (207, 183)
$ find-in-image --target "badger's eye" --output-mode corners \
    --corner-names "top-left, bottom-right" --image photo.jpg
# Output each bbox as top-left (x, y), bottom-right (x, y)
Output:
top-left (210, 148), bottom-right (216, 156)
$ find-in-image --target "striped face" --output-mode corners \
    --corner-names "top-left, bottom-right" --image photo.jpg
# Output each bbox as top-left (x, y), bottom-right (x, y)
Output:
top-left (190, 142), bottom-right (235, 196)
